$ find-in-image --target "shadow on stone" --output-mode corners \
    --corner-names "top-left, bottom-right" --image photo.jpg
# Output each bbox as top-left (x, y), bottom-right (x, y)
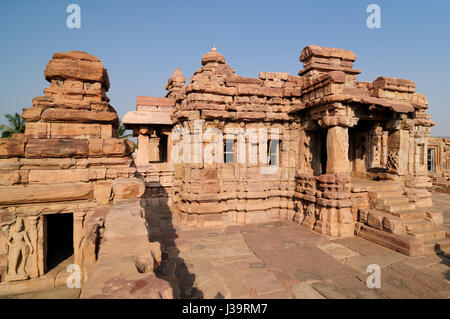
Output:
top-left (434, 244), bottom-right (450, 281)
top-left (214, 292), bottom-right (225, 299)
top-left (145, 182), bottom-right (203, 299)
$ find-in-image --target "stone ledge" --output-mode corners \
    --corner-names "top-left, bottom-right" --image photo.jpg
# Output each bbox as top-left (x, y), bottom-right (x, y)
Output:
top-left (355, 223), bottom-right (424, 257)
top-left (80, 200), bottom-right (172, 299)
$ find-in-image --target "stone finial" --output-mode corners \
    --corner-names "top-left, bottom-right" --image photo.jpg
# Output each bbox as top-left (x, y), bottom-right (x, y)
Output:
top-left (165, 68), bottom-right (186, 91)
top-left (44, 50), bottom-right (110, 90)
top-left (201, 46), bottom-right (226, 66)
top-left (298, 45), bottom-right (360, 77)
top-left (165, 68), bottom-right (186, 99)
top-left (170, 68), bottom-right (186, 84)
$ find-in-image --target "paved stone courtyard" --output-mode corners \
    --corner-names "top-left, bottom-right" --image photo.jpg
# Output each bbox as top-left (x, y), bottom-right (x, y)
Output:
top-left (1, 192), bottom-right (449, 299)
top-left (152, 192), bottom-right (450, 299)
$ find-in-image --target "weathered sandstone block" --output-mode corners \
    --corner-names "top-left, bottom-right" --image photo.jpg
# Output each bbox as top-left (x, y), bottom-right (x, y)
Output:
top-left (44, 55), bottom-right (104, 83)
top-left (25, 122), bottom-right (49, 138)
top-left (0, 138), bottom-right (25, 158)
top-left (41, 108), bottom-right (118, 124)
top-left (21, 107), bottom-right (44, 122)
top-left (50, 123), bottom-right (101, 139)
top-left (0, 170), bottom-right (21, 186)
top-left (28, 169), bottom-right (90, 184)
top-left (382, 215), bottom-right (406, 234)
top-left (94, 181), bottom-right (112, 205)
top-left (112, 178), bottom-right (145, 199)
top-left (103, 138), bottom-right (134, 156)
top-left (0, 183), bottom-right (92, 204)
top-left (25, 139), bottom-right (89, 158)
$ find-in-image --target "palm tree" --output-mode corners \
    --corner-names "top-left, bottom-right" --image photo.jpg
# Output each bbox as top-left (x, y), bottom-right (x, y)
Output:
top-left (118, 122), bottom-right (132, 139)
top-left (0, 112), bottom-right (25, 138)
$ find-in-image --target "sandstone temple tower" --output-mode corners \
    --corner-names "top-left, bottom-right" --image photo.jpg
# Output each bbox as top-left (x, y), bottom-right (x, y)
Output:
top-left (0, 44), bottom-right (448, 295)
top-left (124, 45), bottom-right (447, 257)
top-left (0, 52), bottom-right (167, 297)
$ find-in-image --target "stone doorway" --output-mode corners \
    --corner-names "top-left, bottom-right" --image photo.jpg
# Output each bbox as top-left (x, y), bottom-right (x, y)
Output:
top-left (304, 129), bottom-right (327, 176)
top-left (45, 213), bottom-right (74, 272)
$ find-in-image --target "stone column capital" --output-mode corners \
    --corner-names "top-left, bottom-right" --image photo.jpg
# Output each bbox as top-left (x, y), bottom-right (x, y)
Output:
top-left (74, 211), bottom-right (87, 220)
top-left (318, 115), bottom-right (357, 128)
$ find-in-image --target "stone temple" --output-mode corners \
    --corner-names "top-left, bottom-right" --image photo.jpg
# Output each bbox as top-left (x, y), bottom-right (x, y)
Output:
top-left (0, 45), bottom-right (449, 298)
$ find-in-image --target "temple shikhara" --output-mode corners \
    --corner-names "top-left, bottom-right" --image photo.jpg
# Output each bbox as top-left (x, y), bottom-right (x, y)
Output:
top-left (0, 45), bottom-right (448, 298)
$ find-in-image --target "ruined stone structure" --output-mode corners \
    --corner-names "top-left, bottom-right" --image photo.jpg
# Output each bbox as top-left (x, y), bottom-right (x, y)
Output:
top-left (123, 96), bottom-right (174, 210)
top-left (0, 51), bottom-right (171, 298)
top-left (428, 137), bottom-right (450, 194)
top-left (125, 45), bottom-right (449, 257)
top-left (0, 45), bottom-right (448, 298)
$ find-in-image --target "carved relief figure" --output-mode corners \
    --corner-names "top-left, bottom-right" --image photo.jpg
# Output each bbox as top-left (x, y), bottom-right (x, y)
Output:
top-left (387, 150), bottom-right (399, 172)
top-left (373, 125), bottom-right (383, 165)
top-left (306, 203), bottom-right (315, 217)
top-left (299, 131), bottom-right (313, 173)
top-left (5, 219), bottom-right (34, 281)
top-left (304, 135), bottom-right (313, 167)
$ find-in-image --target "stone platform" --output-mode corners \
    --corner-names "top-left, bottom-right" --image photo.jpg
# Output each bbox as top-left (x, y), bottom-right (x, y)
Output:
top-left (1, 193), bottom-right (449, 299)
top-left (149, 192), bottom-right (450, 299)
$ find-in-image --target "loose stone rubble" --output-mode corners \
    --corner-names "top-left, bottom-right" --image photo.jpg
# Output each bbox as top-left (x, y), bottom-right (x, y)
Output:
top-left (0, 51), bottom-right (171, 298)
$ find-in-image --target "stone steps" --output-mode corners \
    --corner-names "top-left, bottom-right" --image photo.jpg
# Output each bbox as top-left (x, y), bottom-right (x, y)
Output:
top-left (408, 228), bottom-right (447, 242)
top-left (393, 209), bottom-right (427, 221)
top-left (377, 202), bottom-right (416, 213)
top-left (352, 177), bottom-right (450, 257)
top-left (405, 219), bottom-right (434, 232)
top-left (360, 179), bottom-right (416, 214)
top-left (365, 183), bottom-right (402, 193)
top-left (369, 191), bottom-right (404, 199)
top-left (376, 197), bottom-right (410, 206)
top-left (423, 237), bottom-right (450, 255)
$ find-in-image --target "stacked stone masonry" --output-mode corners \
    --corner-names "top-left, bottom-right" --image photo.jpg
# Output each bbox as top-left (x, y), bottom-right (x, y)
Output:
top-left (125, 44), bottom-right (449, 256)
top-left (0, 51), bottom-right (171, 298)
top-left (1, 44), bottom-right (449, 298)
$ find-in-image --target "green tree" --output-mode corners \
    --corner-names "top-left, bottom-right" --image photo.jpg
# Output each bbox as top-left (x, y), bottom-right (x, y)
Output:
top-left (0, 112), bottom-right (25, 138)
top-left (118, 122), bottom-right (132, 139)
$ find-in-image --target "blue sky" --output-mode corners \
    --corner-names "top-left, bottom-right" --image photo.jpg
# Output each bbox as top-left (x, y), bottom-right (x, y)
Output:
top-left (0, 0), bottom-right (449, 135)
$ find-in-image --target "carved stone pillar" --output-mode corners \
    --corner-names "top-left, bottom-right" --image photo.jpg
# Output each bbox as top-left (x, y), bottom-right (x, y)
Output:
top-left (149, 133), bottom-right (161, 162)
top-left (5, 218), bottom-right (34, 282)
top-left (368, 124), bottom-right (383, 169)
top-left (26, 216), bottom-right (40, 279)
top-left (73, 211), bottom-right (86, 268)
top-left (326, 126), bottom-right (350, 175)
top-left (136, 126), bottom-right (150, 166)
top-left (163, 130), bottom-right (173, 164)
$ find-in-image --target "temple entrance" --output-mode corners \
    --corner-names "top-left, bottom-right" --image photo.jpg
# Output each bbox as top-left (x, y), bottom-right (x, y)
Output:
top-left (45, 213), bottom-right (74, 272)
top-left (304, 129), bottom-right (327, 176)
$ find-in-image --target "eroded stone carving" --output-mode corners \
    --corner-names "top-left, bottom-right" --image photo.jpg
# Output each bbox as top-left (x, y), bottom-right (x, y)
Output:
top-left (5, 219), bottom-right (33, 281)
top-left (387, 150), bottom-right (399, 172)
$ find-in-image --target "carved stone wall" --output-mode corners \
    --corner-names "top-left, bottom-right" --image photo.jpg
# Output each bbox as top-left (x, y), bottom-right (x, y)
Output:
top-left (0, 51), bottom-right (145, 283)
top-left (125, 44), bottom-right (434, 240)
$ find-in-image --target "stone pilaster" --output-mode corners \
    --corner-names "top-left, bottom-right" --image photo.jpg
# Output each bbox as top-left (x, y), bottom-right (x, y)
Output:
top-left (326, 126), bottom-right (350, 175)
top-left (73, 211), bottom-right (86, 268)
